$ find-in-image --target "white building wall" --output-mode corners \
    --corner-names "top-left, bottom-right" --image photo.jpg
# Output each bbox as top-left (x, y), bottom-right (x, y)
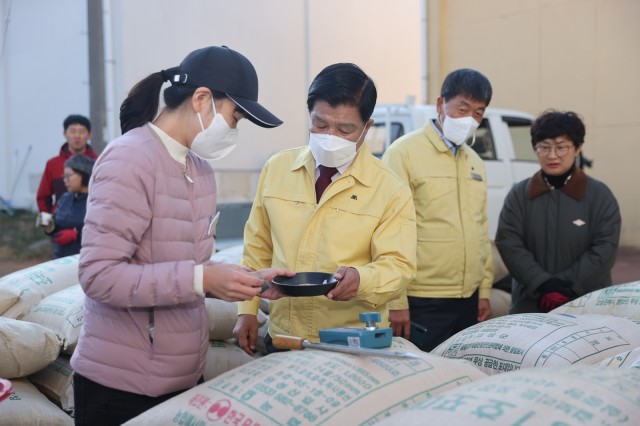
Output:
top-left (0, 0), bottom-right (89, 210)
top-left (111, 0), bottom-right (423, 201)
top-left (1, 0), bottom-right (422, 209)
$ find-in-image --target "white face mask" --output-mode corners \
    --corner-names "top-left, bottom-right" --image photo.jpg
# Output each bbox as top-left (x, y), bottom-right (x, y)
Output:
top-left (191, 99), bottom-right (239, 160)
top-left (440, 109), bottom-right (480, 146)
top-left (308, 126), bottom-right (367, 168)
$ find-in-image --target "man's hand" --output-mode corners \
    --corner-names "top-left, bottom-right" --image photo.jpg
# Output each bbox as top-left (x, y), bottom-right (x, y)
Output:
top-left (53, 228), bottom-right (77, 245)
top-left (477, 298), bottom-right (492, 322)
top-left (327, 266), bottom-right (359, 301)
top-left (389, 309), bottom-right (411, 339)
top-left (233, 314), bottom-right (259, 356)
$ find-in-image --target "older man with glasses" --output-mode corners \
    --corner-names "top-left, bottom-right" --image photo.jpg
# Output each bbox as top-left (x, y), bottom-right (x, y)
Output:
top-left (495, 110), bottom-right (621, 314)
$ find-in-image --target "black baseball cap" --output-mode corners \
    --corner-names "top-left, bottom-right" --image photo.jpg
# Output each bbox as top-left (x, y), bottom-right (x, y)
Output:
top-left (172, 46), bottom-right (282, 128)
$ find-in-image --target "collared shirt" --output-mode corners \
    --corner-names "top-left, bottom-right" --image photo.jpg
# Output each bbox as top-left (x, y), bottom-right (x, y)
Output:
top-left (431, 120), bottom-right (459, 156)
top-left (147, 122), bottom-right (205, 296)
top-left (313, 151), bottom-right (356, 181)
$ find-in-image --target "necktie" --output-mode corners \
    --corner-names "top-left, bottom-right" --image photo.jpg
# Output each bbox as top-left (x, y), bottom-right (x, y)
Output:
top-left (315, 165), bottom-right (337, 202)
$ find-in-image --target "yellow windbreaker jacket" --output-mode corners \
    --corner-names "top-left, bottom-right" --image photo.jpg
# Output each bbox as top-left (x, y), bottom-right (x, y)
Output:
top-left (383, 122), bottom-right (493, 309)
top-left (238, 144), bottom-right (417, 341)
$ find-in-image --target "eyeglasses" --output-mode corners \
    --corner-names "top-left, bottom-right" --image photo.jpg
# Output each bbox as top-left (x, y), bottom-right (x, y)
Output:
top-left (63, 173), bottom-right (77, 180)
top-left (534, 140), bottom-right (574, 157)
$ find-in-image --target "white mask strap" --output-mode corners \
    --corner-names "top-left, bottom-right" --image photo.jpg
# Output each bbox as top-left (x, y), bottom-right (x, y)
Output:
top-left (197, 96), bottom-right (217, 131)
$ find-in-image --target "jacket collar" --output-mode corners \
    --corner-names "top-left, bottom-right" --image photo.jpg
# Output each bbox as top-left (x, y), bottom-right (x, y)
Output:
top-left (528, 166), bottom-right (588, 201)
top-left (291, 144), bottom-right (376, 187)
top-left (423, 119), bottom-right (471, 157)
top-left (59, 141), bottom-right (97, 159)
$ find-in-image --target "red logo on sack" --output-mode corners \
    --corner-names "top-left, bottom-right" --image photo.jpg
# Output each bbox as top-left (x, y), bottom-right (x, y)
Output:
top-left (207, 399), bottom-right (231, 421)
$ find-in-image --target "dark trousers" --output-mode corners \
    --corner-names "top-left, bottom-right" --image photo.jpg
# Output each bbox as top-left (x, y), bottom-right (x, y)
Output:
top-left (409, 289), bottom-right (479, 352)
top-left (73, 373), bottom-right (203, 426)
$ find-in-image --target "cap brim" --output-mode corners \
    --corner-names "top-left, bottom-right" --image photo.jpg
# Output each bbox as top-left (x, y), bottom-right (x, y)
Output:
top-left (227, 94), bottom-right (283, 128)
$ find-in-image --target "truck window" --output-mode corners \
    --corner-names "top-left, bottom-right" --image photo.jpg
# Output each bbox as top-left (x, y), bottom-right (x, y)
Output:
top-left (470, 119), bottom-right (496, 161)
top-left (366, 122), bottom-right (405, 157)
top-left (503, 116), bottom-right (536, 162)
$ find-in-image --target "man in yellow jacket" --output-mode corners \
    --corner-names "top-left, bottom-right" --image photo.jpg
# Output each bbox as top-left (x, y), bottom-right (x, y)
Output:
top-left (234, 63), bottom-right (417, 354)
top-left (382, 68), bottom-right (494, 352)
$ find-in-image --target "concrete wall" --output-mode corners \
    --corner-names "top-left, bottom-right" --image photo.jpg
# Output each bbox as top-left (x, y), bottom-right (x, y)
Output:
top-left (0, 0), bottom-right (423, 211)
top-left (426, 0), bottom-right (640, 248)
top-left (0, 0), bottom-right (89, 209)
top-left (112, 0), bottom-right (423, 202)
top-left (2, 0), bottom-right (637, 248)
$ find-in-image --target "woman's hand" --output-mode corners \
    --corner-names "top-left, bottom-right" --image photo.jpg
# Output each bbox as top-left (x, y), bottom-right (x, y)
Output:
top-left (202, 263), bottom-right (266, 301)
top-left (251, 268), bottom-right (296, 300)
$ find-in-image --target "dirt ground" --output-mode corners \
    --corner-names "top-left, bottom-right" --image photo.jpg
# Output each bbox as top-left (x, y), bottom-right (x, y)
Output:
top-left (0, 246), bottom-right (49, 277)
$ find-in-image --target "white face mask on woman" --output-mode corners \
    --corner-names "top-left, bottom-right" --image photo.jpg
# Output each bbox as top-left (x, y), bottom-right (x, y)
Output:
top-left (308, 126), bottom-right (367, 168)
top-left (191, 98), bottom-right (239, 160)
top-left (440, 111), bottom-right (480, 146)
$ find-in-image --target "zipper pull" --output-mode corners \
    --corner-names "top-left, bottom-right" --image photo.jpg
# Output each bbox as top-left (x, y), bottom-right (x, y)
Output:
top-left (184, 168), bottom-right (194, 183)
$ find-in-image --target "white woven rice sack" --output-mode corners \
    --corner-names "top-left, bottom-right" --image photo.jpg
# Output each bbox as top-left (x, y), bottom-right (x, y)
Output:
top-left (204, 298), bottom-right (267, 341)
top-left (0, 255), bottom-right (79, 319)
top-left (210, 244), bottom-right (243, 264)
top-left (124, 340), bottom-right (486, 425)
top-left (0, 288), bottom-right (19, 315)
top-left (0, 317), bottom-right (61, 378)
top-left (0, 378), bottom-right (73, 425)
top-left (491, 241), bottom-right (509, 283)
top-left (488, 288), bottom-right (510, 319)
top-left (27, 354), bottom-right (75, 414)
top-left (22, 284), bottom-right (84, 354)
top-left (551, 281), bottom-right (640, 319)
top-left (377, 365), bottom-right (640, 425)
top-left (432, 313), bottom-right (640, 375)
top-left (597, 346), bottom-right (640, 369)
top-left (203, 340), bottom-right (255, 381)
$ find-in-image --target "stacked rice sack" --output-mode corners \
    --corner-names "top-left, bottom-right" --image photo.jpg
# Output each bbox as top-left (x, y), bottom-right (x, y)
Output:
top-left (0, 256), bottom-right (79, 425)
top-left (550, 280), bottom-right (640, 319)
top-left (124, 339), bottom-right (488, 425)
top-left (0, 246), bottom-right (264, 423)
top-left (376, 365), bottom-right (640, 425)
top-left (407, 282), bottom-right (640, 424)
top-left (431, 312), bottom-right (640, 375)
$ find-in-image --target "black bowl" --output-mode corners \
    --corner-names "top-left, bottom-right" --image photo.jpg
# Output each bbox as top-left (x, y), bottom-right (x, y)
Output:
top-left (271, 272), bottom-right (339, 297)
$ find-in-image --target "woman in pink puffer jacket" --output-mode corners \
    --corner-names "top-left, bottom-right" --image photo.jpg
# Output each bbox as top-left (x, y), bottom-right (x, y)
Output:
top-left (71, 46), bottom-right (292, 426)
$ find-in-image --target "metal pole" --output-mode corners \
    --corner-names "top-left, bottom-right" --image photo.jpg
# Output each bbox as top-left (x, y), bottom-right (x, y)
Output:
top-left (87, 0), bottom-right (106, 153)
top-left (421, 0), bottom-right (428, 104)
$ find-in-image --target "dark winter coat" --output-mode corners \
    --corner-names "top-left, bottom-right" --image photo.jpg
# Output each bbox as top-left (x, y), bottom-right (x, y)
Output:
top-left (495, 167), bottom-right (621, 313)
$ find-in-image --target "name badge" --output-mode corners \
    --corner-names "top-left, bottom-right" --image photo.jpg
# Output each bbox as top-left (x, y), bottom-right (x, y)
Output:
top-left (471, 172), bottom-right (483, 181)
top-left (208, 212), bottom-right (220, 236)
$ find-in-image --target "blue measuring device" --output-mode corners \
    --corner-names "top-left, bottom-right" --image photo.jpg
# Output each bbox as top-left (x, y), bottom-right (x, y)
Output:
top-left (319, 312), bottom-right (392, 349)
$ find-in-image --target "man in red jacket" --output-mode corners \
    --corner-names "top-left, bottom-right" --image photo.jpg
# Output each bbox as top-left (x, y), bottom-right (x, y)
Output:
top-left (36, 115), bottom-right (98, 213)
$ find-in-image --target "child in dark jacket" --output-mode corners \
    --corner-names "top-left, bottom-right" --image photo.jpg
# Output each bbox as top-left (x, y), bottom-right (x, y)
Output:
top-left (37, 154), bottom-right (96, 258)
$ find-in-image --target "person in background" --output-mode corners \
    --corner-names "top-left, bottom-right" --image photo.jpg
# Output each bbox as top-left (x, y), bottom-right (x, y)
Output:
top-left (36, 114), bottom-right (98, 213)
top-left (233, 63), bottom-right (417, 355)
top-left (382, 68), bottom-right (494, 352)
top-left (36, 154), bottom-right (95, 259)
top-left (70, 46), bottom-right (293, 426)
top-left (496, 110), bottom-right (621, 313)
